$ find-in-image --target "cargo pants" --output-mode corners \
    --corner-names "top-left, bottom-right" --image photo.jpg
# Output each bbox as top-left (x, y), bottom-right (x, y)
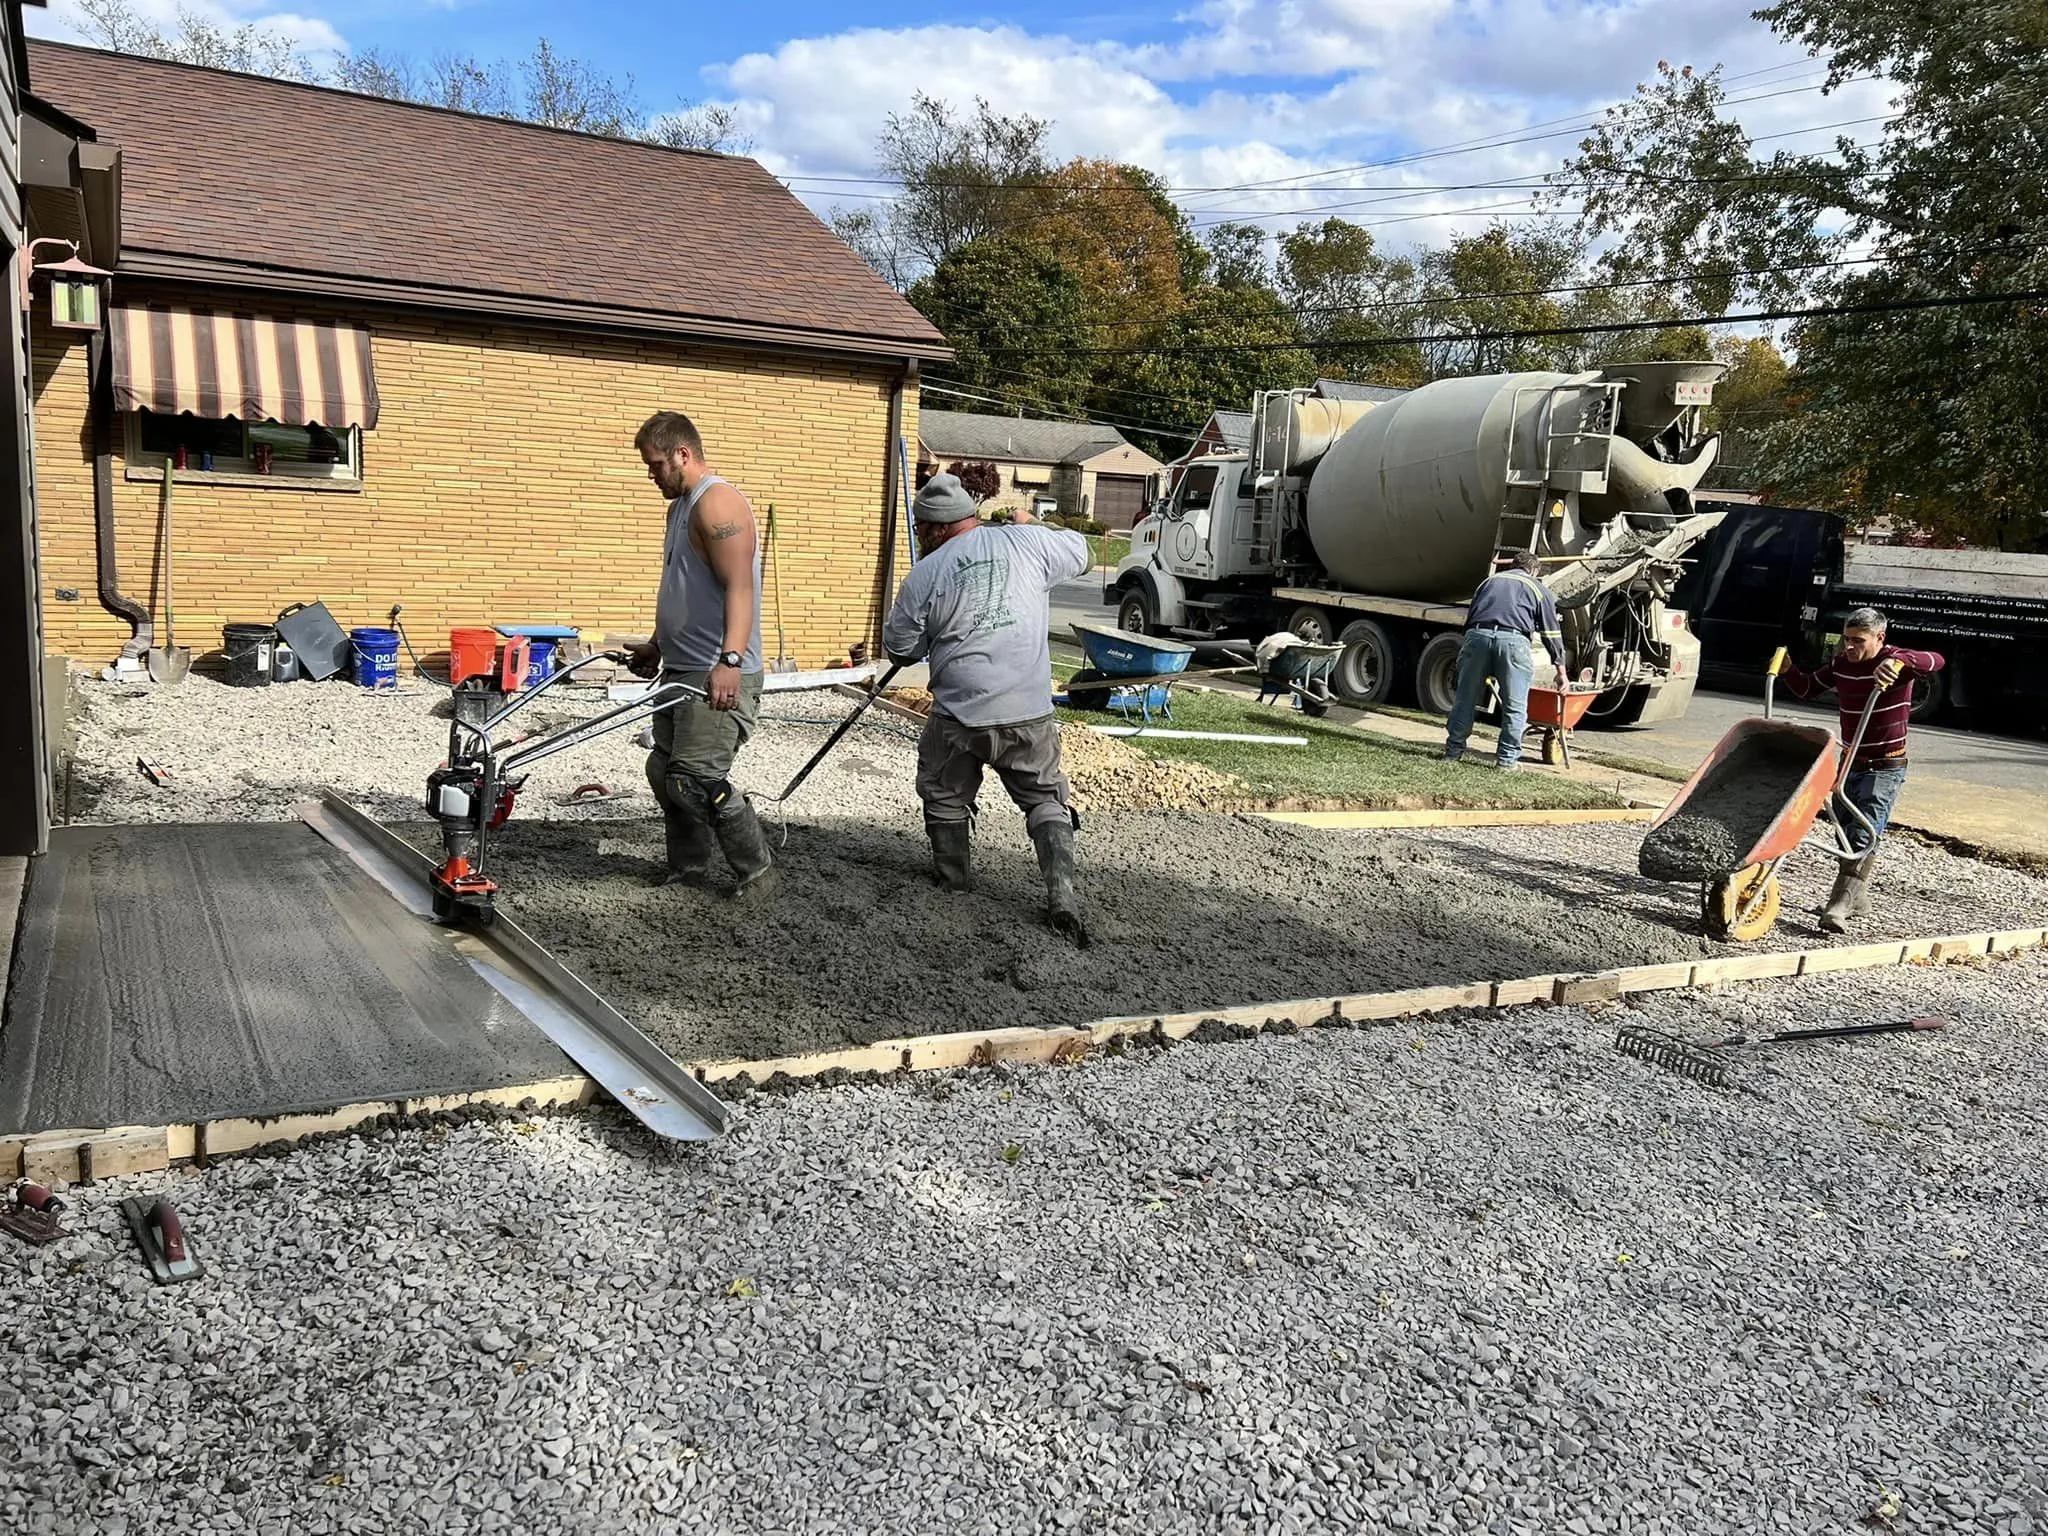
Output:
top-left (916, 711), bottom-right (1074, 833)
top-left (645, 668), bottom-right (763, 809)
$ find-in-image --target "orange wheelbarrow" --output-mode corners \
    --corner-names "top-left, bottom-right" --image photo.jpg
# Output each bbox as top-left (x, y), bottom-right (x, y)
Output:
top-left (1637, 649), bottom-right (1880, 942)
top-left (1524, 684), bottom-right (1599, 769)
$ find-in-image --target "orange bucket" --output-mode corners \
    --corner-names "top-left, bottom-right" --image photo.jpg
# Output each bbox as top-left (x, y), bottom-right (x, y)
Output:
top-left (449, 627), bottom-right (499, 685)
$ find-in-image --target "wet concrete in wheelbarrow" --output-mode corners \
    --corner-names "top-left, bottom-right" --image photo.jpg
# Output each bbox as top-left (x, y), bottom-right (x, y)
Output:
top-left (406, 811), bottom-right (2048, 1066)
top-left (1640, 732), bottom-right (1826, 882)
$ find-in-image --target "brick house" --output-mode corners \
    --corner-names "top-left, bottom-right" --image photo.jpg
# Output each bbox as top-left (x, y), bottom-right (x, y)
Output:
top-left (24, 42), bottom-right (948, 673)
top-left (917, 411), bottom-right (1162, 531)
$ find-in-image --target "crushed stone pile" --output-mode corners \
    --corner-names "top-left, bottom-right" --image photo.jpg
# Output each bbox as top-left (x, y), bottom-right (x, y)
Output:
top-left (6, 952), bottom-right (2048, 1535)
top-left (1059, 724), bottom-right (1250, 813)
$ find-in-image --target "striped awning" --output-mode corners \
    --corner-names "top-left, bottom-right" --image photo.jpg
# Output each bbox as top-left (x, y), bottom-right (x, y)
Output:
top-left (110, 305), bottom-right (380, 430)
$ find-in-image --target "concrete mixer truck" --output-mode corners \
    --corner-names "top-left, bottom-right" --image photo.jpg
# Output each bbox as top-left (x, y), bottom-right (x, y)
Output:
top-left (1108, 361), bottom-right (1729, 724)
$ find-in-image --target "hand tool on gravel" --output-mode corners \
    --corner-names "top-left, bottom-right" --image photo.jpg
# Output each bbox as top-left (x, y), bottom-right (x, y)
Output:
top-left (145, 466), bottom-right (192, 685)
top-left (0, 1182), bottom-right (67, 1246)
top-left (755, 662), bottom-right (906, 807)
top-left (122, 1196), bottom-right (205, 1285)
top-left (1616, 1016), bottom-right (1947, 1087)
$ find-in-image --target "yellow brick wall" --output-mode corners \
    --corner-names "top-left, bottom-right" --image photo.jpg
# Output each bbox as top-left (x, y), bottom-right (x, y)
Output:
top-left (32, 298), bottom-right (921, 670)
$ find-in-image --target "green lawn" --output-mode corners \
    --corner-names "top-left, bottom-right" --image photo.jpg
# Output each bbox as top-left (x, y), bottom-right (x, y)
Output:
top-left (1057, 684), bottom-right (1626, 810)
top-left (1085, 532), bottom-right (1130, 568)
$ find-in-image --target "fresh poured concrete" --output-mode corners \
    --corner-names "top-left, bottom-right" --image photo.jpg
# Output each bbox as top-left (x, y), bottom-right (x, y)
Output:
top-left (0, 823), bottom-right (573, 1136)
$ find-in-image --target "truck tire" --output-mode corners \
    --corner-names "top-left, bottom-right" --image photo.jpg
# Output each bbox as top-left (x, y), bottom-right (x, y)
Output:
top-left (1333, 619), bottom-right (1398, 706)
top-left (1287, 605), bottom-right (1337, 646)
top-left (1414, 633), bottom-right (1464, 716)
top-left (1115, 586), bottom-right (1157, 636)
top-left (1908, 667), bottom-right (1945, 723)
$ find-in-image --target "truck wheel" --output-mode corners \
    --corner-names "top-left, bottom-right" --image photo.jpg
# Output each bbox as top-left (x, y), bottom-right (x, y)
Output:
top-left (1287, 605), bottom-right (1337, 646)
top-left (1414, 634), bottom-right (1464, 716)
top-left (1333, 620), bottom-right (1398, 706)
top-left (1115, 586), bottom-right (1156, 636)
top-left (1908, 667), bottom-right (1945, 723)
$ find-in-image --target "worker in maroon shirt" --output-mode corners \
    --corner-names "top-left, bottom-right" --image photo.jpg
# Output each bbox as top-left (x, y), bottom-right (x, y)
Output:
top-left (1778, 607), bottom-right (1945, 932)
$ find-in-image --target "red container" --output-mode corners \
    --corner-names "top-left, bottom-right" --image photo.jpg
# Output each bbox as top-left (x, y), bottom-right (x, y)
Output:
top-left (449, 627), bottom-right (499, 685)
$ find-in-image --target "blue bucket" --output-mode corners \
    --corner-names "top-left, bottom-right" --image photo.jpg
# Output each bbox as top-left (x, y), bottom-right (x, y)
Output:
top-left (350, 626), bottom-right (402, 690)
top-left (523, 638), bottom-right (559, 690)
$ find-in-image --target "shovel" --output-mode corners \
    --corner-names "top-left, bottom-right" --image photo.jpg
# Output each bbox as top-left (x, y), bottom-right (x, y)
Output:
top-left (146, 466), bottom-right (192, 685)
top-left (764, 504), bottom-right (797, 674)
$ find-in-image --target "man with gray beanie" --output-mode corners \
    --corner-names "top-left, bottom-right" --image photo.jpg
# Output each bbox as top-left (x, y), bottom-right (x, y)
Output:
top-left (883, 473), bottom-right (1093, 940)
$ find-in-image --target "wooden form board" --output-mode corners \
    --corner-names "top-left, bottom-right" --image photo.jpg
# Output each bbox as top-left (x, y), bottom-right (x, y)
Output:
top-left (1258, 808), bottom-right (1659, 829)
top-left (8, 927), bottom-right (2042, 1181)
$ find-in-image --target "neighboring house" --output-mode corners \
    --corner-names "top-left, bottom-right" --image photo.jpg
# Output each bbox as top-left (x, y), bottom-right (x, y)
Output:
top-left (917, 410), bottom-right (1162, 531)
top-left (24, 41), bottom-right (948, 674)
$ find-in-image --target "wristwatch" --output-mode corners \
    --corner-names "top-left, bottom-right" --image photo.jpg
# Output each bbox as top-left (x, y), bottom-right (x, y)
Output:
top-left (717, 650), bottom-right (743, 669)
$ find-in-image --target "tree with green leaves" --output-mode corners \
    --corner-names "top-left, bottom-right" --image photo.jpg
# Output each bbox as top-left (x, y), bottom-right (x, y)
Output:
top-left (909, 239), bottom-right (1092, 418)
top-left (1105, 285), bottom-right (1317, 460)
top-left (1203, 223), bottom-right (1271, 293)
top-left (1276, 218), bottom-right (1424, 385)
top-left (1551, 5), bottom-right (2048, 547)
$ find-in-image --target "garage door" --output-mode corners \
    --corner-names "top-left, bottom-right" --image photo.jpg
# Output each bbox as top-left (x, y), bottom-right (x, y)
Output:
top-left (1092, 474), bottom-right (1148, 530)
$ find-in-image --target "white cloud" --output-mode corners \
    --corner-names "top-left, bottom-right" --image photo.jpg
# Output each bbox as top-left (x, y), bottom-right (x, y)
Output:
top-left (37, 0), bottom-right (349, 62)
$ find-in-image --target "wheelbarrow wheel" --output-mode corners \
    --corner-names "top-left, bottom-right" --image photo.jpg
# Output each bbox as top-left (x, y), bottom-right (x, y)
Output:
top-left (1703, 865), bottom-right (1780, 943)
top-left (1540, 729), bottom-right (1563, 767)
top-left (1065, 668), bottom-right (1115, 712)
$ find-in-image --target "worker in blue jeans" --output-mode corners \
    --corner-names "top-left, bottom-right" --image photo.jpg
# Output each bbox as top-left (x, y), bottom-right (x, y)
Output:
top-left (1443, 549), bottom-right (1569, 771)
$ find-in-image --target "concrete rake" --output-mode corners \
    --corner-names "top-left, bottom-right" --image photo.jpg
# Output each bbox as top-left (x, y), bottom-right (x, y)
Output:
top-left (1616, 1016), bottom-right (1948, 1087)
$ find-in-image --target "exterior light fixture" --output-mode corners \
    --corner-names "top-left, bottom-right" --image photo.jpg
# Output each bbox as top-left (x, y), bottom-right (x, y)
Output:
top-left (22, 238), bottom-right (113, 332)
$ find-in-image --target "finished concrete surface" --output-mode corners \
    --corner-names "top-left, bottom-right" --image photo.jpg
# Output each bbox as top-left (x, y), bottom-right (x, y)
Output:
top-left (0, 823), bottom-right (573, 1136)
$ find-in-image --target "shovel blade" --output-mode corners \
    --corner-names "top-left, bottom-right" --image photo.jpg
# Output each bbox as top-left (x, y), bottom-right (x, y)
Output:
top-left (146, 646), bottom-right (193, 685)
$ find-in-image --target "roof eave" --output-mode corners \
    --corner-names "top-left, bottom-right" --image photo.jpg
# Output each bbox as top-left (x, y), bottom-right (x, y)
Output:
top-left (116, 250), bottom-right (955, 366)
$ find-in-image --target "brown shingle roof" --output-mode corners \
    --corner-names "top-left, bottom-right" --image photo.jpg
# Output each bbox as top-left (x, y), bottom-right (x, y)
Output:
top-left (27, 40), bottom-right (949, 359)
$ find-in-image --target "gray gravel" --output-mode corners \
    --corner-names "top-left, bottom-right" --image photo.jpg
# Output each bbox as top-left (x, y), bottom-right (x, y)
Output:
top-left (5, 948), bottom-right (2047, 1534)
top-left (66, 673), bottom-right (924, 826)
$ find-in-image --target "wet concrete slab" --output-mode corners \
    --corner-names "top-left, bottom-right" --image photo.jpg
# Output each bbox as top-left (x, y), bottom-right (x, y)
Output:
top-left (0, 824), bottom-right (574, 1136)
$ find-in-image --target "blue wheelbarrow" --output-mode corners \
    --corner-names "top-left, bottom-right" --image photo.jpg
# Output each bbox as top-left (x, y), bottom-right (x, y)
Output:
top-left (1062, 622), bottom-right (1195, 726)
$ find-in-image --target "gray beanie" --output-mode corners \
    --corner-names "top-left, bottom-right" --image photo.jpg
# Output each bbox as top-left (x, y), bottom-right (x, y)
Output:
top-left (913, 473), bottom-right (979, 524)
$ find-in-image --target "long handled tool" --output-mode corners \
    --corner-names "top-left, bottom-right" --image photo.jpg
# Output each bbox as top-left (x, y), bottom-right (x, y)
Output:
top-left (757, 662), bottom-right (905, 806)
top-left (145, 466), bottom-right (192, 684)
top-left (1617, 1015), bottom-right (1946, 1088)
top-left (763, 505), bottom-right (797, 674)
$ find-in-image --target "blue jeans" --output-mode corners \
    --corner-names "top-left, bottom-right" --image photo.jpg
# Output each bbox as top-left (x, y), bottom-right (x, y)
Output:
top-left (1445, 629), bottom-right (1533, 767)
top-left (1841, 765), bottom-right (1907, 855)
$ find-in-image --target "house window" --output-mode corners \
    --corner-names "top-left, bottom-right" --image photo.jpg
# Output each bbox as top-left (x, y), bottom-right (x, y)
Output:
top-left (128, 410), bottom-right (362, 482)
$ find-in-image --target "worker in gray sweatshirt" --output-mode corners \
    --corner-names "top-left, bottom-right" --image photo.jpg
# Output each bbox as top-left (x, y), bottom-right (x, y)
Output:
top-left (883, 474), bottom-right (1093, 941)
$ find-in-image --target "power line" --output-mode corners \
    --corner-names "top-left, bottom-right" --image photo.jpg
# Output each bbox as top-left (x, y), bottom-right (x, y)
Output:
top-left (1183, 117), bottom-right (1892, 228)
top-left (988, 288), bottom-right (2047, 360)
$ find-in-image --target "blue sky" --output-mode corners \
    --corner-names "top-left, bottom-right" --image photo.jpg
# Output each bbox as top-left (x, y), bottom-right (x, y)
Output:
top-left (34, 0), bottom-right (1894, 256)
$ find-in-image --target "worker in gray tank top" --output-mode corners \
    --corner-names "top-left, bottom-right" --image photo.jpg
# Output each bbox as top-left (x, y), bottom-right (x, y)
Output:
top-left (627, 411), bottom-right (776, 897)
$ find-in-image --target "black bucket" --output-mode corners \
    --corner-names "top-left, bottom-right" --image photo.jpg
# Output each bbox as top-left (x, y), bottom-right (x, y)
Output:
top-left (222, 622), bottom-right (276, 687)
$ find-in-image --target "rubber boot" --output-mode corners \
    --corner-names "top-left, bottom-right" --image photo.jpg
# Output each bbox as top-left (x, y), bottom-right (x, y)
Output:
top-left (926, 818), bottom-right (973, 892)
top-left (710, 796), bottom-right (779, 899)
top-left (1029, 820), bottom-right (1087, 944)
top-left (1850, 852), bottom-right (1876, 919)
top-left (1819, 857), bottom-right (1865, 934)
top-left (652, 799), bottom-right (718, 888)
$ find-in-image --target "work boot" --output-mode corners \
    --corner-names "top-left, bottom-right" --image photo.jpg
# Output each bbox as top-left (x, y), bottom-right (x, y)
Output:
top-left (1850, 852), bottom-right (1876, 919)
top-left (1029, 820), bottom-right (1087, 944)
top-left (927, 818), bottom-right (973, 892)
top-left (1819, 857), bottom-right (1866, 934)
top-left (652, 800), bottom-right (718, 889)
top-left (710, 795), bottom-right (778, 899)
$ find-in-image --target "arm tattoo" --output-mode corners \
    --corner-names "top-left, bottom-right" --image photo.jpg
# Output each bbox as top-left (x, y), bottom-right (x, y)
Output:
top-left (705, 520), bottom-right (744, 541)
